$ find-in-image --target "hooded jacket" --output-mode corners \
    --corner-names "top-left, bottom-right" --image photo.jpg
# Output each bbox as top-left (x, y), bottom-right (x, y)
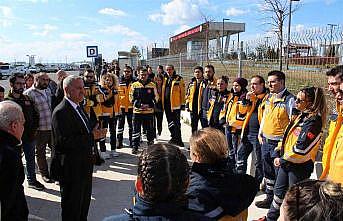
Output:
top-left (187, 161), bottom-right (258, 219)
top-left (102, 194), bottom-right (214, 221)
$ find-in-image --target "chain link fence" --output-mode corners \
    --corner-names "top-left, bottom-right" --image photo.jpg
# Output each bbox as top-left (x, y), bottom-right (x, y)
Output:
top-left (147, 25), bottom-right (342, 109)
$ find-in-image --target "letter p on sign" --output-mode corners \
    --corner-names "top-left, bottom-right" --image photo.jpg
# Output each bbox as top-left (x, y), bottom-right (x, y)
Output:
top-left (86, 46), bottom-right (98, 58)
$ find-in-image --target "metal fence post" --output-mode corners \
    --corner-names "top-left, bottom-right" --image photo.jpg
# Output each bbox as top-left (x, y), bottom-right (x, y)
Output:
top-left (238, 41), bottom-right (243, 77)
top-left (179, 53), bottom-right (182, 75)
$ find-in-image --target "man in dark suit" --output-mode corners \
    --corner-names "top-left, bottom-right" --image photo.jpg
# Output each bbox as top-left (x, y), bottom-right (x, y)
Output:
top-left (52, 75), bottom-right (106, 221)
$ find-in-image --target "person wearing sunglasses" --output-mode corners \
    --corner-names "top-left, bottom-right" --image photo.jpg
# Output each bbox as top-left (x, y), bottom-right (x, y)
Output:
top-left (261, 87), bottom-right (327, 221)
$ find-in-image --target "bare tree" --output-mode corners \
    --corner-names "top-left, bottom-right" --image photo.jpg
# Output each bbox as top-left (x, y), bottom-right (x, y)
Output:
top-left (260, 0), bottom-right (300, 70)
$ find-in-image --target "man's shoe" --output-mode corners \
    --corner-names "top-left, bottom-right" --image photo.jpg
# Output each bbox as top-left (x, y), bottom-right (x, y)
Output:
top-left (147, 141), bottom-right (154, 146)
top-left (41, 175), bottom-right (54, 183)
top-left (28, 180), bottom-right (45, 191)
top-left (101, 151), bottom-right (111, 159)
top-left (177, 141), bottom-right (185, 147)
top-left (131, 148), bottom-right (138, 155)
top-left (255, 198), bottom-right (272, 209)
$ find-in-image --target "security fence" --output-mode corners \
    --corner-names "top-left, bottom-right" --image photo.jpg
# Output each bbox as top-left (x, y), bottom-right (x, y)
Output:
top-left (147, 25), bottom-right (343, 110)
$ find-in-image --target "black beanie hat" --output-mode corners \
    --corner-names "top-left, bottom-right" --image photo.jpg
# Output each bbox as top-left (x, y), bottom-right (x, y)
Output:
top-left (233, 77), bottom-right (248, 88)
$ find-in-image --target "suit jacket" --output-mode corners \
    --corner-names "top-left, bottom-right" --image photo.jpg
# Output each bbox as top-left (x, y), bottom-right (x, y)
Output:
top-left (51, 98), bottom-right (94, 180)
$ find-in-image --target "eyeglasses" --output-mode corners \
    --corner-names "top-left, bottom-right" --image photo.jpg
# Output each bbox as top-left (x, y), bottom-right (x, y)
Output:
top-left (295, 98), bottom-right (306, 103)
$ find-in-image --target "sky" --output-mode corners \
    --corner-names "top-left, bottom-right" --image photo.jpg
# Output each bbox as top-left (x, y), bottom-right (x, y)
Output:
top-left (0, 0), bottom-right (341, 63)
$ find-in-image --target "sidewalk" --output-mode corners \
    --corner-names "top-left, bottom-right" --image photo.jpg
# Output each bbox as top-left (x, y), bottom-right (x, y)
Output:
top-left (25, 113), bottom-right (268, 221)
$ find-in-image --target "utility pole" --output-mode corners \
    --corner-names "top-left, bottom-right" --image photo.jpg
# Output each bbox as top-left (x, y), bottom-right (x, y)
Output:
top-left (286, 0), bottom-right (300, 70)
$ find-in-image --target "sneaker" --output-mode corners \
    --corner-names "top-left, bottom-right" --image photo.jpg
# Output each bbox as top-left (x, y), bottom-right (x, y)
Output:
top-left (168, 139), bottom-right (185, 147)
top-left (110, 150), bottom-right (119, 157)
top-left (28, 180), bottom-right (45, 191)
top-left (101, 152), bottom-right (111, 159)
top-left (131, 148), bottom-right (138, 155)
top-left (255, 198), bottom-right (272, 209)
top-left (41, 175), bottom-right (54, 183)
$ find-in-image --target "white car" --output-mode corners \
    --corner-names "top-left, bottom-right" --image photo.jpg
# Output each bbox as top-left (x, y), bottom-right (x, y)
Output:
top-left (0, 64), bottom-right (12, 79)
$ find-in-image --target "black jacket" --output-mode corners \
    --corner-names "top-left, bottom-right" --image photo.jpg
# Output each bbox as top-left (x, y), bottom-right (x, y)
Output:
top-left (187, 161), bottom-right (258, 219)
top-left (0, 130), bottom-right (28, 221)
top-left (6, 92), bottom-right (40, 142)
top-left (103, 195), bottom-right (214, 221)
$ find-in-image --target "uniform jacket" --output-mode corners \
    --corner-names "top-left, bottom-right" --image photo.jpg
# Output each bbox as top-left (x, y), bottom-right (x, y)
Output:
top-left (225, 90), bottom-right (248, 131)
top-left (130, 79), bottom-right (158, 114)
top-left (83, 82), bottom-right (103, 118)
top-left (275, 113), bottom-right (322, 165)
top-left (207, 90), bottom-right (232, 126)
top-left (6, 91), bottom-right (40, 142)
top-left (102, 194), bottom-right (214, 221)
top-left (185, 77), bottom-right (203, 114)
top-left (321, 103), bottom-right (342, 177)
top-left (187, 161), bottom-right (258, 219)
top-left (0, 130), bottom-right (29, 221)
top-left (118, 76), bottom-right (135, 112)
top-left (200, 78), bottom-right (217, 113)
top-left (260, 89), bottom-right (295, 140)
top-left (240, 91), bottom-right (268, 138)
top-left (320, 103), bottom-right (343, 182)
top-left (98, 85), bottom-right (120, 117)
top-left (162, 74), bottom-right (185, 111)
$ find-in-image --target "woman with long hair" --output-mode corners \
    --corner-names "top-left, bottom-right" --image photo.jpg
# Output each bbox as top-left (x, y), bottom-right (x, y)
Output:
top-left (264, 87), bottom-right (327, 221)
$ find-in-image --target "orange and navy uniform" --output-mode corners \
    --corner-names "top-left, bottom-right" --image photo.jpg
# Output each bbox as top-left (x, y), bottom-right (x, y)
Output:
top-left (129, 80), bottom-right (158, 114)
top-left (83, 82), bottom-right (103, 119)
top-left (320, 103), bottom-right (343, 183)
top-left (98, 84), bottom-right (120, 118)
top-left (240, 91), bottom-right (268, 138)
top-left (118, 76), bottom-right (135, 113)
top-left (275, 113), bottom-right (323, 164)
top-left (185, 77), bottom-right (204, 114)
top-left (225, 92), bottom-right (248, 132)
top-left (207, 90), bottom-right (232, 129)
top-left (162, 74), bottom-right (185, 111)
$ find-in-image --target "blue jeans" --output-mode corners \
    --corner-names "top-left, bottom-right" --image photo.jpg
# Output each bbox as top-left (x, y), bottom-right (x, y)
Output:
top-left (23, 140), bottom-right (36, 183)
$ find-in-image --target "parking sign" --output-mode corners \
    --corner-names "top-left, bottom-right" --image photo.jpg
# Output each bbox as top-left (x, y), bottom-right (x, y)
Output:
top-left (86, 46), bottom-right (98, 58)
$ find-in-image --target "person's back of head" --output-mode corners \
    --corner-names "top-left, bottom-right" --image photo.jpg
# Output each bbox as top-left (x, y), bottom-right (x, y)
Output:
top-left (137, 143), bottom-right (189, 203)
top-left (281, 180), bottom-right (343, 221)
top-left (189, 127), bottom-right (228, 164)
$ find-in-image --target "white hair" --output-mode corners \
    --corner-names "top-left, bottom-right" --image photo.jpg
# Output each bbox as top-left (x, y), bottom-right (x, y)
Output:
top-left (63, 75), bottom-right (82, 90)
top-left (0, 101), bottom-right (23, 131)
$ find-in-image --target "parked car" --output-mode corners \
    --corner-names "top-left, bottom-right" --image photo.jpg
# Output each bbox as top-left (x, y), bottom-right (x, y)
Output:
top-left (0, 64), bottom-right (12, 79)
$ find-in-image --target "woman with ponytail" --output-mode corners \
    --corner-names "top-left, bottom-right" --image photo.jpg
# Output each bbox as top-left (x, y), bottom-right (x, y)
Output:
top-left (103, 143), bottom-right (213, 221)
top-left (262, 87), bottom-right (327, 221)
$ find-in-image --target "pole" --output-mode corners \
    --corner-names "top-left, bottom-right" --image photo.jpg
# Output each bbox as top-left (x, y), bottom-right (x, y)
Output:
top-left (238, 41), bottom-right (243, 77)
top-left (222, 19), bottom-right (224, 57)
top-left (179, 52), bottom-right (182, 75)
top-left (286, 0), bottom-right (292, 70)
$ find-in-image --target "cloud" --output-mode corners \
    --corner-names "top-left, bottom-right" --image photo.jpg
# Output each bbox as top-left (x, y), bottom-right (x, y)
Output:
top-left (60, 33), bottom-right (89, 40)
top-left (100, 25), bottom-right (142, 38)
top-left (27, 24), bottom-right (58, 36)
top-left (225, 7), bottom-right (248, 16)
top-left (148, 0), bottom-right (206, 25)
top-left (174, 25), bottom-right (191, 35)
top-left (98, 8), bottom-right (126, 17)
top-left (0, 6), bottom-right (14, 27)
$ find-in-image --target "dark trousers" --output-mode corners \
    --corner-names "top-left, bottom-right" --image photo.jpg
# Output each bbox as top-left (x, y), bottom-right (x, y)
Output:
top-left (23, 140), bottom-right (37, 183)
top-left (165, 107), bottom-right (182, 143)
top-left (60, 153), bottom-right (93, 221)
top-left (1, 185), bottom-right (28, 221)
top-left (155, 111), bottom-right (163, 136)
top-left (236, 133), bottom-right (263, 184)
top-left (99, 116), bottom-right (117, 151)
top-left (190, 112), bottom-right (200, 133)
top-left (132, 113), bottom-right (154, 148)
top-left (267, 162), bottom-right (313, 221)
top-left (35, 130), bottom-right (52, 177)
top-left (117, 109), bottom-right (133, 147)
top-left (261, 137), bottom-right (279, 201)
top-left (200, 110), bottom-right (209, 128)
top-left (226, 127), bottom-right (241, 173)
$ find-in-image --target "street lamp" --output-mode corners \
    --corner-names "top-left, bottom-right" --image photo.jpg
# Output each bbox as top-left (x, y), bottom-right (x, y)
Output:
top-left (286, 0), bottom-right (300, 70)
top-left (222, 18), bottom-right (230, 58)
